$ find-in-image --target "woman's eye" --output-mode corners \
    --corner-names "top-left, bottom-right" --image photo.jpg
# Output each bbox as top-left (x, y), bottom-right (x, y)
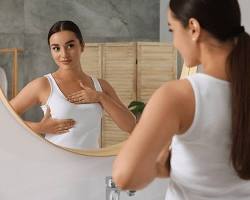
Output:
top-left (67, 44), bottom-right (74, 49)
top-left (52, 47), bottom-right (60, 52)
top-left (168, 29), bottom-right (173, 33)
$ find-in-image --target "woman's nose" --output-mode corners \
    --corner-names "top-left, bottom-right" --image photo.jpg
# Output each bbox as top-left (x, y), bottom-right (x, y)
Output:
top-left (61, 47), bottom-right (68, 58)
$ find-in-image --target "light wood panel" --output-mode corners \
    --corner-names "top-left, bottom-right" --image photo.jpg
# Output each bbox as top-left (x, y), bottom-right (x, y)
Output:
top-left (80, 43), bottom-right (103, 78)
top-left (137, 42), bottom-right (177, 102)
top-left (80, 42), bottom-right (178, 148)
top-left (102, 43), bottom-right (137, 147)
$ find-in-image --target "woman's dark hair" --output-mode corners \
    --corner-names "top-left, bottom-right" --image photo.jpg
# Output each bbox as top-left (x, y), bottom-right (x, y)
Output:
top-left (48, 20), bottom-right (84, 46)
top-left (169, 0), bottom-right (250, 179)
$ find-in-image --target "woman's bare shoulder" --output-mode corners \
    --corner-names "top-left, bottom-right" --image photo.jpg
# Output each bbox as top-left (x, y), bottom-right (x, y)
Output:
top-left (162, 79), bottom-right (194, 107)
top-left (152, 79), bottom-right (195, 133)
top-left (160, 79), bottom-right (193, 99)
top-left (19, 76), bottom-right (51, 104)
top-left (25, 76), bottom-right (50, 90)
top-left (10, 76), bottom-right (51, 113)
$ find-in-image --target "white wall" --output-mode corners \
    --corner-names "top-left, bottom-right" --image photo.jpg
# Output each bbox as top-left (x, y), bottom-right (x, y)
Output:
top-left (239, 0), bottom-right (250, 33)
top-left (0, 90), bottom-right (168, 200)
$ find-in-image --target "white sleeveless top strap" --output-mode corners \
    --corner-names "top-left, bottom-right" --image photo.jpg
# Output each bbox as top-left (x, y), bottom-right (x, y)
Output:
top-left (166, 73), bottom-right (250, 200)
top-left (92, 77), bottom-right (102, 92)
top-left (41, 74), bottom-right (103, 150)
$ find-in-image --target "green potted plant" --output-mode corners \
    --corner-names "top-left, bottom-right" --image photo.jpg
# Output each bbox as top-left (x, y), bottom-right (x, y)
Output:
top-left (128, 101), bottom-right (146, 120)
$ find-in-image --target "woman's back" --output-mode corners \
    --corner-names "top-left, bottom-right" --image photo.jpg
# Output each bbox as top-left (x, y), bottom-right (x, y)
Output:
top-left (166, 73), bottom-right (250, 200)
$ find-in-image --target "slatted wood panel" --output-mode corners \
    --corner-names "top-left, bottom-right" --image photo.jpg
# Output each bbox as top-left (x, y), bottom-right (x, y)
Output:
top-left (137, 42), bottom-right (177, 102)
top-left (102, 43), bottom-right (137, 147)
top-left (80, 43), bottom-right (103, 78)
top-left (80, 42), bottom-right (177, 148)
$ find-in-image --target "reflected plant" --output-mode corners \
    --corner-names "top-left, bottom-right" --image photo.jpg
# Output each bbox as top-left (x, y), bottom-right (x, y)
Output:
top-left (128, 101), bottom-right (146, 120)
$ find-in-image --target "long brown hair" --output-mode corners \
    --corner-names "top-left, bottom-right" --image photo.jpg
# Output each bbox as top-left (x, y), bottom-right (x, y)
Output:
top-left (169, 0), bottom-right (250, 179)
top-left (228, 32), bottom-right (250, 179)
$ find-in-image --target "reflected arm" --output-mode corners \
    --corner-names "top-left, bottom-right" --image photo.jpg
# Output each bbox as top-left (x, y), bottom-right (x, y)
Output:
top-left (98, 79), bottom-right (136, 133)
top-left (9, 77), bottom-right (74, 135)
top-left (9, 78), bottom-right (46, 133)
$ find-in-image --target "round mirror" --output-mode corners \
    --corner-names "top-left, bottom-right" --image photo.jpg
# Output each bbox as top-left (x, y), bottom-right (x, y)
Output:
top-left (1, 44), bottom-right (199, 156)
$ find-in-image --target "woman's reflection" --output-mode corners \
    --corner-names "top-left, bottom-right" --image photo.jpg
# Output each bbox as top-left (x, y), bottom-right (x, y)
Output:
top-left (10, 20), bottom-right (136, 149)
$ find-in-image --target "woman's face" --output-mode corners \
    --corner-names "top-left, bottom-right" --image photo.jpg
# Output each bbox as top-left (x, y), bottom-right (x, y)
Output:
top-left (49, 30), bottom-right (83, 70)
top-left (167, 8), bottom-right (200, 67)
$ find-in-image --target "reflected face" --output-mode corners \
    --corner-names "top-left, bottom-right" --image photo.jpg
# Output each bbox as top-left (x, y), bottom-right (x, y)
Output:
top-left (49, 31), bottom-right (84, 70)
top-left (167, 8), bottom-right (199, 67)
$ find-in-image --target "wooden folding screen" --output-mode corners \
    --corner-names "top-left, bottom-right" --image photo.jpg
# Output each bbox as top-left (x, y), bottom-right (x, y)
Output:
top-left (137, 42), bottom-right (177, 102)
top-left (81, 42), bottom-right (177, 147)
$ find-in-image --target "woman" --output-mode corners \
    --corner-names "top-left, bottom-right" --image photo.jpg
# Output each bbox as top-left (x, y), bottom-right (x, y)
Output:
top-left (10, 21), bottom-right (136, 149)
top-left (113, 0), bottom-right (250, 199)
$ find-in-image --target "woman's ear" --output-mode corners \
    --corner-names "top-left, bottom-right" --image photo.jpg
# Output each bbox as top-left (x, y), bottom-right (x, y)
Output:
top-left (188, 18), bottom-right (201, 42)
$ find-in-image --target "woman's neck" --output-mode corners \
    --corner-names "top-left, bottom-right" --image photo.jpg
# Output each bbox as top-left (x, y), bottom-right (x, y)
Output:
top-left (54, 67), bottom-right (88, 81)
top-left (200, 40), bottom-right (234, 81)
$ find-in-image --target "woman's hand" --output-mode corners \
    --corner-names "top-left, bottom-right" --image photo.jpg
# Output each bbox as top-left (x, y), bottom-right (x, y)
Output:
top-left (39, 106), bottom-right (75, 134)
top-left (155, 144), bottom-right (171, 178)
top-left (67, 82), bottom-right (100, 104)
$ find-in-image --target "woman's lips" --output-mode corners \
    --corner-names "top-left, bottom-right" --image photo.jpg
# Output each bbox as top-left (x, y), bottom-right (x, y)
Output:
top-left (60, 60), bottom-right (72, 64)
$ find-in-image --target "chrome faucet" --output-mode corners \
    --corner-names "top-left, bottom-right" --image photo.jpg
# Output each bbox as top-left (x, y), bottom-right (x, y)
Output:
top-left (106, 176), bottom-right (136, 200)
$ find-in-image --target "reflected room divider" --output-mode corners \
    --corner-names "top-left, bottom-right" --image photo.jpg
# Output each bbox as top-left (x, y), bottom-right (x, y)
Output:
top-left (81, 42), bottom-right (177, 147)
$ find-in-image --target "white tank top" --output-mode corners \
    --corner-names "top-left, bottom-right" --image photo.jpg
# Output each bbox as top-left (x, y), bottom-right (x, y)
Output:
top-left (166, 73), bottom-right (250, 200)
top-left (41, 74), bottom-right (103, 150)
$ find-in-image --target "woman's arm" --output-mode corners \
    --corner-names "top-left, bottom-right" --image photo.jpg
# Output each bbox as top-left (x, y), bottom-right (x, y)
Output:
top-left (155, 142), bottom-right (171, 178)
top-left (112, 79), bottom-right (195, 190)
top-left (10, 77), bottom-right (46, 133)
top-left (10, 78), bottom-right (75, 134)
top-left (97, 79), bottom-right (136, 133)
top-left (10, 78), bottom-right (45, 116)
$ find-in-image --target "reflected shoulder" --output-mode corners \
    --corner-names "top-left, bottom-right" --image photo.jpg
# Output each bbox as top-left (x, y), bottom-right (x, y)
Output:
top-left (26, 76), bottom-right (50, 91)
top-left (16, 76), bottom-right (51, 105)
